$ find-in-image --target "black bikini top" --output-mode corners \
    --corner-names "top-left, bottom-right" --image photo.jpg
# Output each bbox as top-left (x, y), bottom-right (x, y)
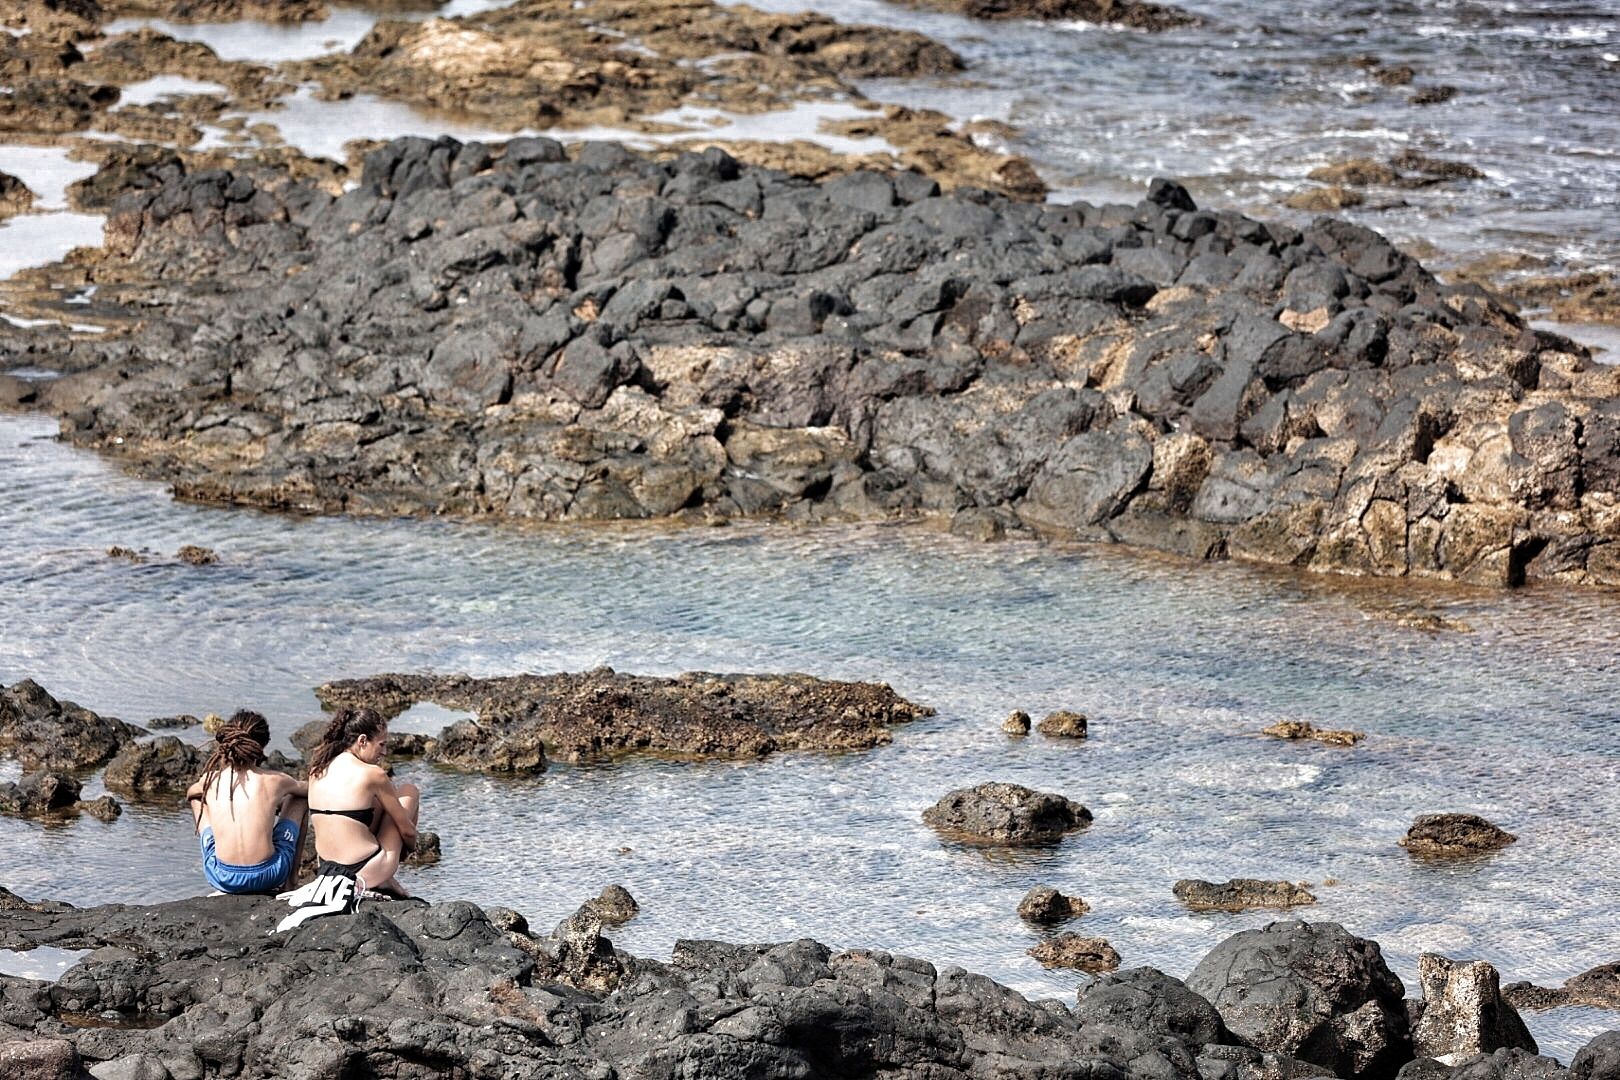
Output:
top-left (309, 807), bottom-right (374, 824)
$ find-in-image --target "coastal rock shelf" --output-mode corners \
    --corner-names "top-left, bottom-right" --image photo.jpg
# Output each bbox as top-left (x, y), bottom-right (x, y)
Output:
top-left (314, 668), bottom-right (935, 766)
top-left (17, 136), bottom-right (1619, 587)
top-left (1, 891), bottom-right (1610, 1080)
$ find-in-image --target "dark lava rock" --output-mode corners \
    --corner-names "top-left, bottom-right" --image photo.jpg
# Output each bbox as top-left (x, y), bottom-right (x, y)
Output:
top-left (102, 735), bottom-right (203, 797)
top-left (0, 1038), bottom-right (79, 1080)
top-left (904, 0), bottom-right (1198, 31)
top-left (1563, 963), bottom-right (1620, 1008)
top-left (1075, 966), bottom-right (1231, 1045)
top-left (922, 781), bottom-right (1091, 844)
top-left (1410, 953), bottom-right (1536, 1062)
top-left (1028, 932), bottom-right (1121, 971)
top-left (0, 770), bottom-right (81, 817)
top-left (1036, 709), bottom-right (1088, 738)
top-left (76, 794), bottom-right (121, 821)
top-left (1572, 1033), bottom-right (1620, 1080)
top-left (174, 543), bottom-right (217, 565)
top-left (402, 829), bottom-right (440, 867)
top-left (143, 713), bottom-right (200, 729)
top-left (1017, 885), bottom-right (1089, 924)
top-left (1400, 1049), bottom-right (1570, 1080)
top-left (1187, 920), bottom-right (1412, 1080)
top-left (0, 170), bottom-right (33, 220)
top-left (315, 667), bottom-right (933, 766)
top-left (0, 679), bottom-right (145, 770)
top-left (582, 883), bottom-right (639, 925)
top-left (1174, 878), bottom-right (1317, 912)
top-left (1400, 814), bottom-right (1517, 856)
top-left (1002, 709), bottom-right (1032, 735)
top-left (28, 137), bottom-right (1620, 588)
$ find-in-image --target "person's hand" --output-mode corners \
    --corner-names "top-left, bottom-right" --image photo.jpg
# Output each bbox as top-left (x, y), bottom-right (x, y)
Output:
top-left (400, 823), bottom-right (418, 852)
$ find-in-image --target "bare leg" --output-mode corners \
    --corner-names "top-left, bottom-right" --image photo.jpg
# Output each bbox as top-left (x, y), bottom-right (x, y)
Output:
top-left (358, 784), bottom-right (419, 898)
top-left (277, 795), bottom-right (310, 891)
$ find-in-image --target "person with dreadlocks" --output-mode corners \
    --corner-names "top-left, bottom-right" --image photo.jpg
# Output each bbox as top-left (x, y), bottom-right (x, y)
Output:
top-left (185, 710), bottom-right (308, 895)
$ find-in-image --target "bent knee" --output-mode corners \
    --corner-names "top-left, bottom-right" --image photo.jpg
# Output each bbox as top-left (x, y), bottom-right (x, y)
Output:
top-left (397, 782), bottom-right (421, 799)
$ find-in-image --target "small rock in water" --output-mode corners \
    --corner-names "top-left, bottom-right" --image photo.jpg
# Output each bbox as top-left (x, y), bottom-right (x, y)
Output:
top-left (922, 781), bottom-right (1091, 845)
top-left (176, 544), bottom-right (218, 566)
top-left (403, 831), bottom-right (441, 867)
top-left (202, 713), bottom-right (227, 735)
top-left (1411, 953), bottom-right (1537, 1062)
top-left (0, 770), bottom-right (82, 818)
top-left (584, 884), bottom-right (639, 925)
top-left (1399, 814), bottom-right (1516, 857)
top-left (1017, 885), bottom-right (1089, 924)
top-left (145, 714), bottom-right (200, 730)
top-left (1411, 85), bottom-right (1458, 105)
top-left (0, 171), bottom-right (36, 221)
top-left (1173, 878), bottom-right (1317, 912)
top-left (1001, 710), bottom-right (1032, 735)
top-left (1028, 932), bottom-right (1120, 972)
top-left (75, 795), bottom-right (122, 823)
top-left (105, 546), bottom-right (146, 563)
top-left (1036, 710), bottom-right (1088, 739)
top-left (1262, 721), bottom-right (1365, 747)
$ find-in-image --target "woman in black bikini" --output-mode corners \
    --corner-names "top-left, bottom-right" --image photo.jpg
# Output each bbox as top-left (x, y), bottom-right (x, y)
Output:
top-left (305, 707), bottom-right (420, 898)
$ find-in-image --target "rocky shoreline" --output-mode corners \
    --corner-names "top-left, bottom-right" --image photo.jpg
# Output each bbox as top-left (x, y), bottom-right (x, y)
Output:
top-left (2, 884), bottom-right (1616, 1080)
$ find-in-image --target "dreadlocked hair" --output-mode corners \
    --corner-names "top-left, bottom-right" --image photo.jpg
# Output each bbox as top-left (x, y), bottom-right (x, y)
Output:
top-left (195, 710), bottom-right (270, 831)
top-left (308, 706), bottom-right (386, 779)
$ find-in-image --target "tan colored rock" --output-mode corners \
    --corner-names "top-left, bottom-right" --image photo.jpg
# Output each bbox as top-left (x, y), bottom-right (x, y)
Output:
top-left (1036, 710), bottom-right (1087, 739)
top-left (1001, 710), bottom-right (1031, 735)
top-left (1285, 185), bottom-right (1364, 211)
top-left (1399, 813), bottom-right (1516, 857)
top-left (1262, 721), bottom-right (1364, 747)
top-left (1028, 933), bottom-right (1120, 972)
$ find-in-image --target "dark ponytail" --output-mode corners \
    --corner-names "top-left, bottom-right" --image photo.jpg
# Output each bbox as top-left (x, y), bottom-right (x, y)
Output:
top-left (195, 710), bottom-right (270, 830)
top-left (308, 706), bottom-right (386, 778)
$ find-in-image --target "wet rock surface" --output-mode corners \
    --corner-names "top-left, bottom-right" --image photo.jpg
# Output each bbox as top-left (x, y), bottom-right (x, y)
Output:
top-left (1400, 814), bottom-right (1517, 856)
top-left (1410, 953), bottom-right (1536, 1063)
top-left (1505, 963), bottom-right (1620, 1012)
top-left (898, 0), bottom-right (1198, 32)
top-left (26, 135), bottom-right (1620, 588)
top-left (1262, 720), bottom-right (1364, 746)
top-left (315, 667), bottom-right (933, 765)
top-left (1017, 884), bottom-right (1089, 923)
top-left (0, 680), bottom-right (146, 771)
top-left (1174, 878), bottom-right (1317, 912)
top-left (922, 781), bottom-right (1090, 844)
top-left (1036, 709), bottom-right (1088, 738)
top-left (1187, 920), bottom-right (1413, 1080)
top-left (1029, 932), bottom-right (1120, 971)
top-left (102, 736), bottom-right (204, 798)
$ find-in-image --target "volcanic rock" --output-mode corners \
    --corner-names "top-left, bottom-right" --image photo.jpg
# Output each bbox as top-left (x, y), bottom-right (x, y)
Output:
top-left (1174, 878), bottom-right (1317, 912)
top-left (402, 829), bottom-right (440, 867)
top-left (1187, 920), bottom-right (1412, 1080)
top-left (922, 781), bottom-right (1091, 844)
top-left (1028, 932), bottom-right (1120, 972)
top-left (1036, 709), bottom-right (1088, 738)
top-left (316, 668), bottom-right (932, 766)
top-left (1410, 953), bottom-right (1536, 1063)
top-left (1399, 814), bottom-right (1517, 856)
top-left (0, 770), bottom-right (81, 817)
top-left (0, 170), bottom-right (34, 220)
top-left (0, 679), bottom-right (145, 770)
top-left (1002, 710), bottom-right (1032, 735)
top-left (899, 0), bottom-right (1197, 31)
top-left (581, 883), bottom-right (638, 925)
top-left (1572, 1033), bottom-right (1620, 1080)
top-left (175, 543), bottom-right (217, 565)
top-left (1399, 1049), bottom-right (1571, 1080)
top-left (1017, 885), bottom-right (1089, 924)
top-left (1262, 720), bottom-right (1364, 746)
top-left (102, 735), bottom-right (203, 797)
top-left (1075, 967), bottom-right (1231, 1045)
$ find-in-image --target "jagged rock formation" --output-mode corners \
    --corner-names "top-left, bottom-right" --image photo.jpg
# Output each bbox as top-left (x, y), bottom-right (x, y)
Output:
top-left (23, 136), bottom-right (1619, 587)
top-left (1410, 954), bottom-right (1536, 1064)
top-left (922, 781), bottom-right (1090, 844)
top-left (0, 679), bottom-right (146, 771)
top-left (1399, 814), bottom-right (1517, 856)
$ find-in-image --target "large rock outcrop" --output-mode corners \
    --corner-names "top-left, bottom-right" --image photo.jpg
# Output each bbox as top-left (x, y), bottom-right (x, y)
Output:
top-left (1410, 954), bottom-right (1537, 1064)
top-left (0, 679), bottom-right (145, 771)
top-left (314, 667), bottom-right (933, 766)
top-left (1186, 920), bottom-right (1413, 1080)
top-left (23, 138), bottom-right (1620, 587)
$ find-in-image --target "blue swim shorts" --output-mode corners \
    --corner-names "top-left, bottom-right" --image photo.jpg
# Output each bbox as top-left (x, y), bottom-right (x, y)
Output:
top-left (200, 818), bottom-right (300, 895)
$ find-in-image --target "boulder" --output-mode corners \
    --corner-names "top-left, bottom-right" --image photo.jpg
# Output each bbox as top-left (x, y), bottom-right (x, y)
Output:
top-left (103, 736), bottom-right (204, 797)
top-left (1571, 1033), bottom-right (1620, 1080)
top-left (1399, 815), bottom-right (1517, 857)
top-left (1017, 885), bottom-right (1089, 924)
top-left (175, 544), bottom-right (217, 565)
top-left (0, 170), bottom-right (34, 220)
top-left (922, 781), bottom-right (1091, 844)
top-left (1399, 1049), bottom-right (1570, 1080)
top-left (0, 679), bottom-right (145, 770)
top-left (1411, 954), bottom-right (1536, 1063)
top-left (581, 884), bottom-right (639, 925)
top-left (1002, 710), bottom-right (1032, 735)
top-left (1029, 932), bottom-right (1121, 972)
top-left (1174, 879), bottom-right (1316, 912)
top-left (1036, 710), bottom-right (1088, 738)
top-left (1186, 920), bottom-right (1412, 1080)
top-left (0, 770), bottom-right (82, 817)
top-left (1564, 963), bottom-right (1620, 1007)
top-left (1075, 967), bottom-right (1230, 1045)
top-left (0, 1039), bottom-right (79, 1080)
top-left (402, 830), bottom-right (441, 867)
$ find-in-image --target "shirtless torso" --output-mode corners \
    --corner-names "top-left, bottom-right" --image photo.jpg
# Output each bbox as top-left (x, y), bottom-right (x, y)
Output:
top-left (307, 747), bottom-right (419, 897)
top-left (190, 767), bottom-right (304, 864)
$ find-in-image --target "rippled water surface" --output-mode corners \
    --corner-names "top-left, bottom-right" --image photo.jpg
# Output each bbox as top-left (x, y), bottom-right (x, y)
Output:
top-left (2, 414), bottom-right (1617, 1059)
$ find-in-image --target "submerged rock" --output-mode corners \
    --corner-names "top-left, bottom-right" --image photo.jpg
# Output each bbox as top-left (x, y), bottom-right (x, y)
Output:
top-left (1174, 878), bottom-right (1317, 912)
top-left (922, 781), bottom-right (1091, 844)
top-left (1017, 885), bottom-right (1089, 924)
top-left (1400, 814), bottom-right (1517, 857)
top-left (102, 736), bottom-right (203, 797)
top-left (0, 679), bottom-right (145, 770)
top-left (1262, 720), bottom-right (1364, 746)
top-left (1410, 953), bottom-right (1536, 1063)
top-left (316, 668), bottom-right (932, 766)
top-left (1028, 932), bottom-right (1121, 971)
top-left (1187, 920), bottom-right (1412, 1080)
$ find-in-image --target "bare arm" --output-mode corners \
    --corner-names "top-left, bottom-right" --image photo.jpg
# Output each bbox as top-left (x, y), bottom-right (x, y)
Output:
top-left (184, 780), bottom-right (205, 828)
top-left (367, 770), bottom-right (417, 848)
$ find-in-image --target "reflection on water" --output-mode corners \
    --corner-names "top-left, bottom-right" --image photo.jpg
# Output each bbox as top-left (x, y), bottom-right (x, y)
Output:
top-left (0, 946), bottom-right (89, 981)
top-left (1, 413), bottom-right (1617, 1060)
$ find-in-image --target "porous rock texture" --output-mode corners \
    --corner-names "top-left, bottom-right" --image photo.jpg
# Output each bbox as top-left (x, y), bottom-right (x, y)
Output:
top-left (922, 781), bottom-right (1091, 844)
top-left (1409, 953), bottom-right (1536, 1064)
top-left (24, 136), bottom-right (1620, 588)
top-left (1505, 962), bottom-right (1620, 1012)
top-left (0, 170), bottom-right (33, 220)
top-left (1173, 878), bottom-right (1317, 912)
top-left (0, 679), bottom-right (146, 771)
top-left (0, 771), bottom-right (121, 821)
top-left (314, 667), bottom-right (933, 766)
top-left (896, 0), bottom-right (1199, 32)
top-left (0, 889), bottom-right (1383, 1080)
top-left (1017, 884), bottom-right (1089, 924)
top-left (103, 736), bottom-right (205, 797)
top-left (1399, 814), bottom-right (1517, 856)
top-left (1186, 920), bottom-right (1412, 1080)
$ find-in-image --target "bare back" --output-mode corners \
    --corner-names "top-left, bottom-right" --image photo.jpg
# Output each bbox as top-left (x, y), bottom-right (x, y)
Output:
top-left (308, 752), bottom-right (391, 865)
top-left (194, 768), bottom-right (291, 865)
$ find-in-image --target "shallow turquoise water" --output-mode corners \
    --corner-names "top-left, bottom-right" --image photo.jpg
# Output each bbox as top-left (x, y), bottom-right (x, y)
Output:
top-left (1, 413), bottom-right (1617, 1059)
